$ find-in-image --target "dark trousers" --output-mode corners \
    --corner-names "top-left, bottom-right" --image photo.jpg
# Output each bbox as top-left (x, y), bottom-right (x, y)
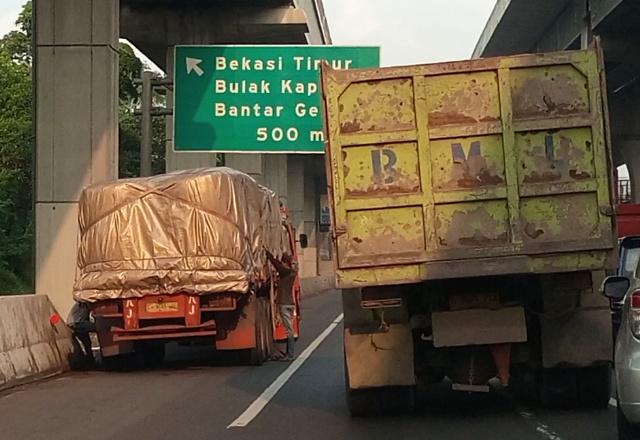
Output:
top-left (71, 321), bottom-right (97, 360)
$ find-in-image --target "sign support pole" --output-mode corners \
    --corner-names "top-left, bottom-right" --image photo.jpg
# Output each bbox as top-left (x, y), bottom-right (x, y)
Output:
top-left (141, 71), bottom-right (153, 177)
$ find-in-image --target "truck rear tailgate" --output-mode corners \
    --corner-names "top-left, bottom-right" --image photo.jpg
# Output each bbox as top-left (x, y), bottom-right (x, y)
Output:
top-left (320, 48), bottom-right (616, 287)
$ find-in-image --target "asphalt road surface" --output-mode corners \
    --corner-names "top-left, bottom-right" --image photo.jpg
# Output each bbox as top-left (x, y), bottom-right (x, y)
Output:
top-left (0, 292), bottom-right (617, 440)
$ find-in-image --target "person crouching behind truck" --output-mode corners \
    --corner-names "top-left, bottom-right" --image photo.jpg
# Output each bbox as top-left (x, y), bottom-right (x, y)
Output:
top-left (67, 300), bottom-right (97, 367)
top-left (265, 247), bottom-right (298, 361)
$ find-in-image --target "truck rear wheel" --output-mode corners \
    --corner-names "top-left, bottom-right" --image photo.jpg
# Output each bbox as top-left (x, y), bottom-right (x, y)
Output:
top-left (577, 365), bottom-right (611, 409)
top-left (346, 385), bottom-right (416, 417)
top-left (536, 365), bottom-right (611, 409)
top-left (101, 353), bottom-right (137, 372)
top-left (537, 368), bottom-right (576, 409)
top-left (101, 355), bottom-right (123, 371)
top-left (240, 297), bottom-right (271, 366)
top-left (136, 341), bottom-right (166, 369)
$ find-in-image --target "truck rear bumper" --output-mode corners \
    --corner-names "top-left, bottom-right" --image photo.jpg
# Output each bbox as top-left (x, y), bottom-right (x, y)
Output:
top-left (111, 320), bottom-right (217, 341)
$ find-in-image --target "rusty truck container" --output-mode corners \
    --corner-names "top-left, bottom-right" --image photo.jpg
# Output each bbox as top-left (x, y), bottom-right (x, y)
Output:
top-left (321, 48), bottom-right (616, 289)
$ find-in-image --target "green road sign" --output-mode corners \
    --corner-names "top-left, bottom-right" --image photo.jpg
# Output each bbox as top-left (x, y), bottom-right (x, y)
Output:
top-left (173, 45), bottom-right (380, 153)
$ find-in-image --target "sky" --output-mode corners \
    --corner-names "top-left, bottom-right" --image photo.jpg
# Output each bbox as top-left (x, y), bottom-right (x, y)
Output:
top-left (322, 0), bottom-right (497, 66)
top-left (0, 0), bottom-right (498, 66)
top-left (0, 1), bottom-right (22, 36)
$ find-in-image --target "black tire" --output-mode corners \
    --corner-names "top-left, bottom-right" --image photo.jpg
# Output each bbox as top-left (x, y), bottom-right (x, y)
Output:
top-left (346, 385), bottom-right (416, 417)
top-left (240, 297), bottom-right (270, 366)
top-left (100, 355), bottom-right (121, 371)
top-left (537, 368), bottom-right (578, 409)
top-left (345, 385), bottom-right (374, 417)
top-left (577, 365), bottom-right (611, 409)
top-left (618, 404), bottom-right (640, 440)
top-left (136, 341), bottom-right (166, 369)
top-left (262, 298), bottom-right (276, 360)
top-left (101, 353), bottom-right (136, 372)
top-left (536, 365), bottom-right (611, 410)
top-left (344, 358), bottom-right (415, 417)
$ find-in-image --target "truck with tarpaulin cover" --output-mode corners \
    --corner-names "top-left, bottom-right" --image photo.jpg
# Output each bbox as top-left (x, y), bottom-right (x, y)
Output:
top-left (320, 42), bottom-right (617, 415)
top-left (73, 167), bottom-right (303, 369)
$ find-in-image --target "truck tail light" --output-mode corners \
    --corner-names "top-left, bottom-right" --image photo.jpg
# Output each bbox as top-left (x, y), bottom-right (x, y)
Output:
top-left (629, 291), bottom-right (640, 338)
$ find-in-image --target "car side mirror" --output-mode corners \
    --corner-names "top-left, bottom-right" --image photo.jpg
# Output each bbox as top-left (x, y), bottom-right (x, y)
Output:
top-left (299, 234), bottom-right (309, 249)
top-left (601, 276), bottom-right (631, 300)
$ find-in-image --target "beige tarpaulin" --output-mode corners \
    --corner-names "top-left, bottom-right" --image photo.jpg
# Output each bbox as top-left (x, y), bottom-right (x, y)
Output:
top-left (73, 167), bottom-right (289, 302)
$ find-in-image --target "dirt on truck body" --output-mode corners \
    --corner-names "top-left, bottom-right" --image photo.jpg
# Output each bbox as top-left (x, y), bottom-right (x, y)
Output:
top-left (320, 42), bottom-right (617, 416)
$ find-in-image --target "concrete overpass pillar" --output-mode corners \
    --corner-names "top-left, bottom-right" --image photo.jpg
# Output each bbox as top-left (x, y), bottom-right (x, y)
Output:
top-left (35, 0), bottom-right (119, 316)
top-left (224, 155), bottom-right (265, 185)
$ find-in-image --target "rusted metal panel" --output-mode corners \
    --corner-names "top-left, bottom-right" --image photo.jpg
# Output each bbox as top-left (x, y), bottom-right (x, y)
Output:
top-left (426, 71), bottom-right (502, 128)
top-left (338, 78), bottom-right (416, 134)
top-left (516, 128), bottom-right (595, 185)
top-left (431, 134), bottom-right (505, 192)
top-left (341, 206), bottom-right (426, 267)
top-left (321, 46), bottom-right (615, 286)
top-left (435, 201), bottom-right (510, 249)
top-left (510, 65), bottom-right (590, 120)
top-left (343, 143), bottom-right (421, 197)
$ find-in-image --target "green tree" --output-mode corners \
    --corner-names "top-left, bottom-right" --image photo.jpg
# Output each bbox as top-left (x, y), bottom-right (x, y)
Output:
top-left (0, 4), bottom-right (34, 292)
top-left (0, 1), bottom-right (169, 293)
top-left (118, 43), bottom-right (167, 177)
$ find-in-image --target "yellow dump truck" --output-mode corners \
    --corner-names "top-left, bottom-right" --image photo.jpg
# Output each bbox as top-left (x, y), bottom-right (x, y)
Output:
top-left (320, 44), bottom-right (617, 416)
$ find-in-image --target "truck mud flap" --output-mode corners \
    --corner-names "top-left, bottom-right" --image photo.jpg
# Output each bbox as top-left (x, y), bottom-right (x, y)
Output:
top-left (540, 307), bottom-right (612, 367)
top-left (539, 273), bottom-right (612, 368)
top-left (344, 325), bottom-right (415, 389)
top-left (343, 288), bottom-right (414, 389)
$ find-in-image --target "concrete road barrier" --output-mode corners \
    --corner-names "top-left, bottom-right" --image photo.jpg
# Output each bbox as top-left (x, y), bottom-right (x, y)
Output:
top-left (0, 295), bottom-right (74, 392)
top-left (299, 275), bottom-right (336, 299)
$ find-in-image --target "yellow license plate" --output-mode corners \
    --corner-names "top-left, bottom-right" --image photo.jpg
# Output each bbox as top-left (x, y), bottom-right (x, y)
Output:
top-left (449, 293), bottom-right (500, 311)
top-left (146, 302), bottom-right (179, 313)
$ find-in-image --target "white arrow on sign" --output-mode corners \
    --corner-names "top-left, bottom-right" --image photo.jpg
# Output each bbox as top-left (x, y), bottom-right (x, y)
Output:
top-left (186, 57), bottom-right (204, 76)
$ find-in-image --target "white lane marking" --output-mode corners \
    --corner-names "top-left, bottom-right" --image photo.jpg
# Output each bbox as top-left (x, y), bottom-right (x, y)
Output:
top-left (516, 408), bottom-right (564, 440)
top-left (227, 313), bottom-right (344, 429)
top-left (610, 398), bottom-right (618, 407)
top-left (492, 384), bottom-right (563, 440)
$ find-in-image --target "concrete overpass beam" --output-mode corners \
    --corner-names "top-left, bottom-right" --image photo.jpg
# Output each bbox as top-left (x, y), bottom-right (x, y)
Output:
top-left (249, 7), bottom-right (309, 28)
top-left (163, 7), bottom-right (309, 45)
top-left (600, 36), bottom-right (640, 69)
top-left (590, 0), bottom-right (626, 28)
top-left (35, 0), bottom-right (119, 316)
top-left (121, 6), bottom-right (310, 71)
top-left (294, 0), bottom-right (332, 44)
top-left (609, 85), bottom-right (640, 143)
top-left (535, 0), bottom-right (586, 52)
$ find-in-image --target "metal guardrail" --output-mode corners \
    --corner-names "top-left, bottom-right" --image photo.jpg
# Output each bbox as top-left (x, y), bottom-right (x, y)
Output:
top-left (619, 178), bottom-right (632, 204)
